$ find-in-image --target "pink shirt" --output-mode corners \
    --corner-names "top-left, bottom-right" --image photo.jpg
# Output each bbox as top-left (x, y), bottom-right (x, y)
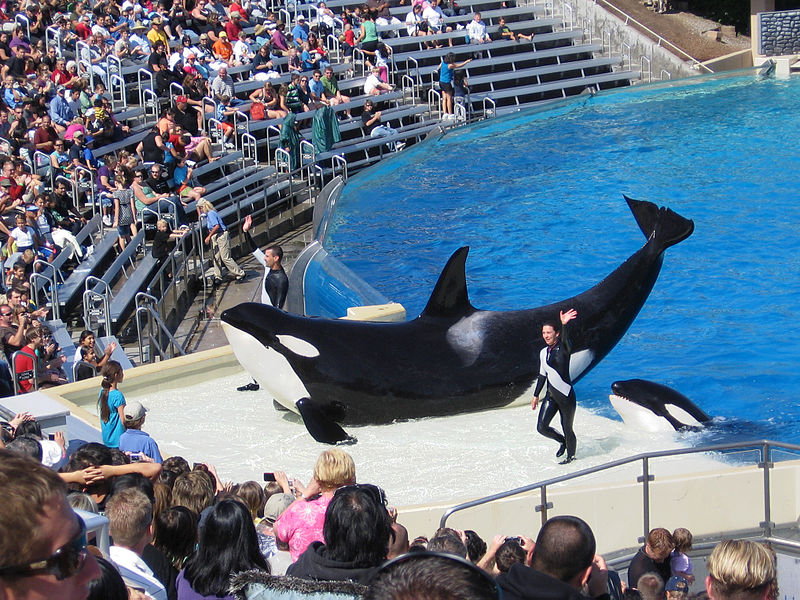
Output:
top-left (274, 495), bottom-right (332, 562)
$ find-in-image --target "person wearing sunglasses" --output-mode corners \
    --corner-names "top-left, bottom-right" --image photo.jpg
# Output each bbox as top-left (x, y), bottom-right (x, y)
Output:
top-left (0, 450), bottom-right (102, 599)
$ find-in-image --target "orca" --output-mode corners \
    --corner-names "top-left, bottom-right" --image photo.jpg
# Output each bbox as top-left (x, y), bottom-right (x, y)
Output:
top-left (221, 196), bottom-right (694, 444)
top-left (609, 379), bottom-right (711, 432)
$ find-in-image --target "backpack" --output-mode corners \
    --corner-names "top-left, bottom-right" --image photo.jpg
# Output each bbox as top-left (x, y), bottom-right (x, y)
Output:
top-left (251, 101), bottom-right (266, 120)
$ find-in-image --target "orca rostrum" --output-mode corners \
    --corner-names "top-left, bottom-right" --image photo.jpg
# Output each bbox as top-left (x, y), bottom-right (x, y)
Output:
top-left (221, 196), bottom-right (694, 444)
top-left (609, 379), bottom-right (711, 432)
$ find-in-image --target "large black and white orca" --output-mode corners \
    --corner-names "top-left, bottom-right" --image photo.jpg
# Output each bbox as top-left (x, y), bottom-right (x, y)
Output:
top-left (609, 379), bottom-right (711, 432)
top-left (221, 196), bottom-right (694, 444)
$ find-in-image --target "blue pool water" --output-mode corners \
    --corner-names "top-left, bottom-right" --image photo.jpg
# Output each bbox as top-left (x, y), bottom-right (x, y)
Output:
top-left (323, 73), bottom-right (800, 445)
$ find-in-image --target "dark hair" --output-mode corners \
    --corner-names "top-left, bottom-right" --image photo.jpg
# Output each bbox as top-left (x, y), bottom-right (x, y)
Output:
top-left (98, 360), bottom-right (123, 423)
top-left (14, 419), bottom-right (43, 439)
top-left (542, 319), bottom-right (560, 332)
top-left (88, 556), bottom-right (128, 600)
top-left (531, 515), bottom-right (596, 583)
top-left (66, 442), bottom-right (113, 471)
top-left (79, 329), bottom-right (95, 344)
top-left (182, 499), bottom-right (270, 595)
top-left (464, 530), bottom-right (486, 563)
top-left (154, 506), bottom-right (198, 570)
top-left (366, 551), bottom-right (501, 600)
top-left (162, 455), bottom-right (191, 477)
top-left (6, 435), bottom-right (43, 461)
top-left (444, 52), bottom-right (455, 64)
top-left (495, 539), bottom-right (526, 573)
top-left (266, 244), bottom-right (283, 261)
top-left (108, 473), bottom-right (155, 504)
top-left (427, 530), bottom-right (467, 558)
top-left (323, 484), bottom-right (392, 567)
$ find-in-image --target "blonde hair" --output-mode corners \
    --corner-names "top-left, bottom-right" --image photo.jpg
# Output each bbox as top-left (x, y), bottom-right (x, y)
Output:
top-left (313, 449), bottom-right (355, 491)
top-left (106, 488), bottom-right (153, 548)
top-left (197, 199), bottom-right (214, 213)
top-left (707, 540), bottom-right (776, 600)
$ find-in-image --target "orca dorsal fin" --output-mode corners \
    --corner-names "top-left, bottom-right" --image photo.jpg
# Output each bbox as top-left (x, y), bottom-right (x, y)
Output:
top-left (421, 247), bottom-right (475, 319)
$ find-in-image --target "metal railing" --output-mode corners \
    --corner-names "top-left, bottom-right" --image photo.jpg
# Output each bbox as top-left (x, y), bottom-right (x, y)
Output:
top-left (439, 440), bottom-right (800, 543)
top-left (83, 276), bottom-right (112, 338)
top-left (592, 0), bottom-right (713, 73)
top-left (135, 293), bottom-right (187, 363)
top-left (11, 349), bottom-right (39, 395)
top-left (640, 55), bottom-right (652, 83)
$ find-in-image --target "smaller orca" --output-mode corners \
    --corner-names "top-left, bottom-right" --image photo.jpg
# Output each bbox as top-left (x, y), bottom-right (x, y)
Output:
top-left (609, 379), bottom-right (711, 432)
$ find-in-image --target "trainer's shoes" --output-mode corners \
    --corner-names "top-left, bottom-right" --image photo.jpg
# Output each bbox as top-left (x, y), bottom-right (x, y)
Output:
top-left (555, 443), bottom-right (566, 458)
top-left (237, 382), bottom-right (260, 392)
top-left (102, 215), bottom-right (113, 227)
top-left (559, 456), bottom-right (575, 465)
top-left (234, 272), bottom-right (246, 281)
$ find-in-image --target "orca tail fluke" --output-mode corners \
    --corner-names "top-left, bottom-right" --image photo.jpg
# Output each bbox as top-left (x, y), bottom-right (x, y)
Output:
top-left (624, 195), bottom-right (694, 251)
top-left (296, 398), bottom-right (356, 445)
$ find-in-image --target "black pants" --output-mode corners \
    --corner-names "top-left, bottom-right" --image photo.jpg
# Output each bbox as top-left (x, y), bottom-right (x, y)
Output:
top-left (537, 390), bottom-right (577, 459)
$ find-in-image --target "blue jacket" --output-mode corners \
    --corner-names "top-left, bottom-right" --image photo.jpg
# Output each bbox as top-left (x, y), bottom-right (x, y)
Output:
top-left (50, 94), bottom-right (75, 127)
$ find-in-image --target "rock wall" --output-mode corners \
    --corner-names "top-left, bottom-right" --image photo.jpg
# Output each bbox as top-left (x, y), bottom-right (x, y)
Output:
top-left (758, 10), bottom-right (800, 56)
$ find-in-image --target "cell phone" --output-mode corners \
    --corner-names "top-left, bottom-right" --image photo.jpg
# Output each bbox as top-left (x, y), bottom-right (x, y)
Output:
top-left (130, 453), bottom-right (142, 462)
top-left (506, 536), bottom-right (522, 544)
top-left (47, 433), bottom-right (55, 440)
top-left (263, 472), bottom-right (276, 482)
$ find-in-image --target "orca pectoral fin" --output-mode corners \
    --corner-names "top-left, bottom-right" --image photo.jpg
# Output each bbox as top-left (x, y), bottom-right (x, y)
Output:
top-left (296, 398), bottom-right (356, 445)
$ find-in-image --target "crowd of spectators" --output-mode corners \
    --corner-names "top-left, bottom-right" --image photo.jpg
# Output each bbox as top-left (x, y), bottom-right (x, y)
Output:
top-left (0, 409), bottom-right (783, 600)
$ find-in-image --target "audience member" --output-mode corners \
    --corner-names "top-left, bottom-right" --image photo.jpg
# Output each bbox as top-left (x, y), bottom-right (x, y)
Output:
top-left (496, 515), bottom-right (609, 600)
top-left (106, 487), bottom-right (168, 600)
top-left (286, 483), bottom-right (391, 584)
top-left (366, 552), bottom-right (501, 600)
top-left (637, 572), bottom-right (665, 600)
top-left (0, 451), bottom-right (102, 599)
top-left (628, 528), bottom-right (674, 588)
top-left (119, 400), bottom-right (163, 463)
top-left (274, 449), bottom-right (356, 561)
top-left (178, 499), bottom-right (270, 599)
top-left (670, 528), bottom-right (694, 584)
top-left (98, 360), bottom-right (127, 449)
top-left (705, 540), bottom-right (777, 600)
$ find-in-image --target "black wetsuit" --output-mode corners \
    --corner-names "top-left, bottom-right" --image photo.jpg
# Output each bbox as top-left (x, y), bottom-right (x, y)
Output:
top-left (533, 322), bottom-right (577, 461)
top-left (266, 266), bottom-right (289, 309)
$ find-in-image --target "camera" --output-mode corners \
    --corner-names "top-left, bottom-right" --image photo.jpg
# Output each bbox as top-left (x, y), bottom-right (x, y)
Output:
top-left (263, 472), bottom-right (276, 482)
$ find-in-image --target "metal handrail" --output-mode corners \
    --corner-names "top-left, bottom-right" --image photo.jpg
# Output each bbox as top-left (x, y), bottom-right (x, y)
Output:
top-left (660, 69), bottom-right (672, 80)
top-left (108, 73), bottom-right (127, 112)
top-left (620, 42), bottom-right (631, 71)
top-left (11, 349), bottom-right (40, 395)
top-left (137, 69), bottom-right (155, 107)
top-left (72, 360), bottom-right (96, 381)
top-left (241, 132), bottom-right (257, 164)
top-left (135, 292), bottom-right (186, 363)
top-left (428, 88), bottom-right (442, 118)
top-left (641, 55), bottom-right (652, 83)
top-left (440, 440), bottom-right (798, 542)
top-left (562, 1), bottom-right (574, 30)
top-left (593, 0), bottom-right (713, 73)
top-left (332, 154), bottom-right (348, 182)
top-left (141, 88), bottom-right (160, 123)
top-left (72, 165), bottom-right (97, 218)
top-left (83, 276), bottom-right (111, 338)
top-left (31, 260), bottom-right (62, 321)
top-left (45, 25), bottom-right (62, 57)
top-left (15, 13), bottom-right (30, 41)
top-left (266, 125), bottom-right (282, 165)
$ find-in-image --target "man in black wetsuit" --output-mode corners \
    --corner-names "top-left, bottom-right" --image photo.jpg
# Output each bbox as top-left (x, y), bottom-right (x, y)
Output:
top-left (237, 215), bottom-right (290, 391)
top-left (532, 308), bottom-right (578, 464)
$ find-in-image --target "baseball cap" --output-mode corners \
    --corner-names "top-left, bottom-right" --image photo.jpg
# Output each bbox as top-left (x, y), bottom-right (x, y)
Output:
top-left (85, 107), bottom-right (96, 117)
top-left (25, 204), bottom-right (38, 213)
top-left (219, 31), bottom-right (228, 38)
top-left (123, 400), bottom-right (148, 421)
top-left (297, 14), bottom-right (305, 20)
top-left (73, 130), bottom-right (84, 138)
top-left (665, 576), bottom-right (689, 593)
top-left (263, 493), bottom-right (294, 526)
